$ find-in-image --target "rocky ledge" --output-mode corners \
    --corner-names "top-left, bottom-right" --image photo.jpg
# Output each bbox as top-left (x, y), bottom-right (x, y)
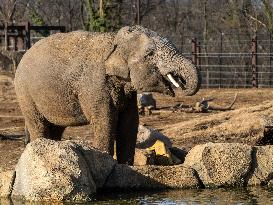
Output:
top-left (1, 139), bottom-right (273, 202)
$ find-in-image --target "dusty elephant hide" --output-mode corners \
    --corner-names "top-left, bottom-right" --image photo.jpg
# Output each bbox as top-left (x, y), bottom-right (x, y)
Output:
top-left (14, 26), bottom-right (201, 164)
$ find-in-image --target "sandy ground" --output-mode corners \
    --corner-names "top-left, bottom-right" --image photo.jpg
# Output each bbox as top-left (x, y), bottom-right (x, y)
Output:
top-left (1, 73), bottom-right (273, 171)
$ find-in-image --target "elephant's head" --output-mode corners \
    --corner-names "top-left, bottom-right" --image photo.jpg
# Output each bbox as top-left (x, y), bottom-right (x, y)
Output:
top-left (105, 26), bottom-right (201, 96)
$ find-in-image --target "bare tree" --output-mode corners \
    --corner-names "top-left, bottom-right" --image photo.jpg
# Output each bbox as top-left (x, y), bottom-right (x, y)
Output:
top-left (0, 0), bottom-right (18, 23)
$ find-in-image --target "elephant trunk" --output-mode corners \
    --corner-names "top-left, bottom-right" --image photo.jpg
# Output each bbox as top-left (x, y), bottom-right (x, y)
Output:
top-left (170, 54), bottom-right (201, 96)
top-left (157, 53), bottom-right (201, 96)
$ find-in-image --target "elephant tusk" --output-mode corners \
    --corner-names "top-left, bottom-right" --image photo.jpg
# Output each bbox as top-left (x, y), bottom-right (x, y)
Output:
top-left (167, 74), bottom-right (180, 88)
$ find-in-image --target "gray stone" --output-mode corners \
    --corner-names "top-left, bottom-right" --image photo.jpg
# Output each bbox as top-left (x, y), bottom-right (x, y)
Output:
top-left (184, 143), bottom-right (252, 187)
top-left (76, 141), bottom-right (117, 188)
top-left (12, 138), bottom-right (116, 202)
top-left (247, 146), bottom-right (273, 186)
top-left (0, 170), bottom-right (15, 198)
top-left (104, 164), bottom-right (200, 189)
top-left (137, 125), bottom-right (172, 149)
top-left (137, 93), bottom-right (156, 109)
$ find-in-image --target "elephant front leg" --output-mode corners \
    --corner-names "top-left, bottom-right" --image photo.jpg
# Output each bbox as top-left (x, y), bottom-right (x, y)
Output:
top-left (89, 105), bottom-right (117, 157)
top-left (116, 92), bottom-right (139, 165)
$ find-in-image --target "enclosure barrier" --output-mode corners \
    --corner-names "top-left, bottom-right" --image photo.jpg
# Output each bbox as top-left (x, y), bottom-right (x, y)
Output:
top-left (0, 22), bottom-right (65, 51)
top-left (186, 33), bottom-right (273, 88)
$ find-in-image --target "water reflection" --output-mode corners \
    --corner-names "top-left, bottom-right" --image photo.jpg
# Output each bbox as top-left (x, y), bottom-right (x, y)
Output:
top-left (2, 187), bottom-right (273, 205)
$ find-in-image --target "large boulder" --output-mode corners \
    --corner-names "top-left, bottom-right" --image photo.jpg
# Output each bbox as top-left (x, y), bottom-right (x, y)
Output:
top-left (76, 141), bottom-right (117, 188)
top-left (184, 143), bottom-right (252, 187)
top-left (247, 146), bottom-right (273, 186)
top-left (0, 170), bottom-right (15, 198)
top-left (12, 138), bottom-right (116, 202)
top-left (137, 125), bottom-right (172, 149)
top-left (104, 164), bottom-right (200, 189)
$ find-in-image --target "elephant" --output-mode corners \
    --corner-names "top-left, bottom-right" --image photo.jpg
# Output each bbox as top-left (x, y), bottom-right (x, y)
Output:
top-left (14, 25), bottom-right (201, 164)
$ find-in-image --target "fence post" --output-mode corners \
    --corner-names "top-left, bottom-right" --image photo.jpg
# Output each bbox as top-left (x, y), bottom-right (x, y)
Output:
top-left (219, 33), bottom-right (223, 88)
top-left (269, 33), bottom-right (273, 87)
top-left (60, 26), bottom-right (66, 33)
top-left (4, 22), bottom-right (8, 50)
top-left (192, 38), bottom-right (197, 65)
top-left (197, 41), bottom-right (201, 69)
top-left (25, 21), bottom-right (31, 50)
top-left (251, 36), bottom-right (258, 88)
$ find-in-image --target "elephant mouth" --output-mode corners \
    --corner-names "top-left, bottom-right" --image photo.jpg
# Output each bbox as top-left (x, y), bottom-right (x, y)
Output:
top-left (166, 73), bottom-right (187, 90)
top-left (162, 75), bottom-right (175, 97)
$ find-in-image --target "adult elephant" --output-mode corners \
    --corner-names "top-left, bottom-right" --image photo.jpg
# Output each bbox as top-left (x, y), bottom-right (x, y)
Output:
top-left (14, 26), bottom-right (201, 164)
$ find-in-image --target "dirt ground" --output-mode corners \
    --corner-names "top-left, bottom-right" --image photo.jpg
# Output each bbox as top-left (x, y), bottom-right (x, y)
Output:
top-left (1, 73), bottom-right (273, 171)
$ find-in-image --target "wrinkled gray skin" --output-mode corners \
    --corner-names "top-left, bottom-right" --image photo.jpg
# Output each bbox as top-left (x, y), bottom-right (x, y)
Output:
top-left (14, 26), bottom-right (201, 164)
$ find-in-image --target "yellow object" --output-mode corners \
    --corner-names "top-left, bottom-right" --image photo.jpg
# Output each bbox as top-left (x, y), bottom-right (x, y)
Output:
top-left (147, 140), bottom-right (173, 165)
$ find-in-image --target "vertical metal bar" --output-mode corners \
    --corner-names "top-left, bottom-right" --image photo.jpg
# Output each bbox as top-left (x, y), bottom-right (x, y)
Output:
top-left (60, 26), bottom-right (66, 33)
top-left (252, 36), bottom-right (258, 88)
top-left (14, 35), bottom-right (18, 51)
top-left (4, 22), bottom-right (8, 51)
top-left (219, 33), bottom-right (223, 88)
top-left (206, 68), bottom-right (209, 89)
top-left (269, 33), bottom-right (273, 87)
top-left (136, 0), bottom-right (140, 25)
top-left (25, 21), bottom-right (31, 49)
top-left (192, 38), bottom-right (197, 65)
top-left (197, 41), bottom-right (201, 70)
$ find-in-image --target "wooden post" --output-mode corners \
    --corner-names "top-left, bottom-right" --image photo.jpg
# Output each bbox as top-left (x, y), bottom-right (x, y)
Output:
top-left (251, 36), bottom-right (258, 88)
top-left (25, 21), bottom-right (31, 50)
top-left (192, 38), bottom-right (197, 65)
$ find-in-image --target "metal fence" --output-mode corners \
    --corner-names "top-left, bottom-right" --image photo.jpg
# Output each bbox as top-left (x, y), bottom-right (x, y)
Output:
top-left (180, 33), bottom-right (273, 88)
top-left (0, 22), bottom-right (65, 51)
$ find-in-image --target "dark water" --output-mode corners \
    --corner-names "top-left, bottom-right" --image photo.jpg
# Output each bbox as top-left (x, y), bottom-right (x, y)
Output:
top-left (4, 187), bottom-right (273, 205)
top-left (92, 187), bottom-right (273, 205)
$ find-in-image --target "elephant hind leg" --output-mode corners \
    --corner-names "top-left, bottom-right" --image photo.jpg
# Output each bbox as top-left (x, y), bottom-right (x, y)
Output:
top-left (18, 92), bottom-right (64, 142)
top-left (24, 111), bottom-right (65, 142)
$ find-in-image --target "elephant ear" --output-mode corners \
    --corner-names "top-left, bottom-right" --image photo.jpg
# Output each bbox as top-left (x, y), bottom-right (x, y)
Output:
top-left (128, 33), bottom-right (155, 66)
top-left (104, 45), bottom-right (129, 79)
top-left (105, 27), bottom-right (155, 79)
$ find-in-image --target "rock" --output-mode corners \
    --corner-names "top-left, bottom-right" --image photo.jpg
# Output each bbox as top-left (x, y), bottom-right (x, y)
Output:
top-left (137, 125), bottom-right (172, 149)
top-left (12, 138), bottom-right (116, 202)
top-left (184, 143), bottom-right (252, 187)
top-left (104, 164), bottom-right (200, 189)
top-left (169, 147), bottom-right (188, 164)
top-left (137, 93), bottom-right (156, 109)
top-left (134, 148), bottom-right (155, 166)
top-left (0, 170), bottom-right (15, 198)
top-left (247, 146), bottom-right (273, 186)
top-left (76, 141), bottom-right (117, 188)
